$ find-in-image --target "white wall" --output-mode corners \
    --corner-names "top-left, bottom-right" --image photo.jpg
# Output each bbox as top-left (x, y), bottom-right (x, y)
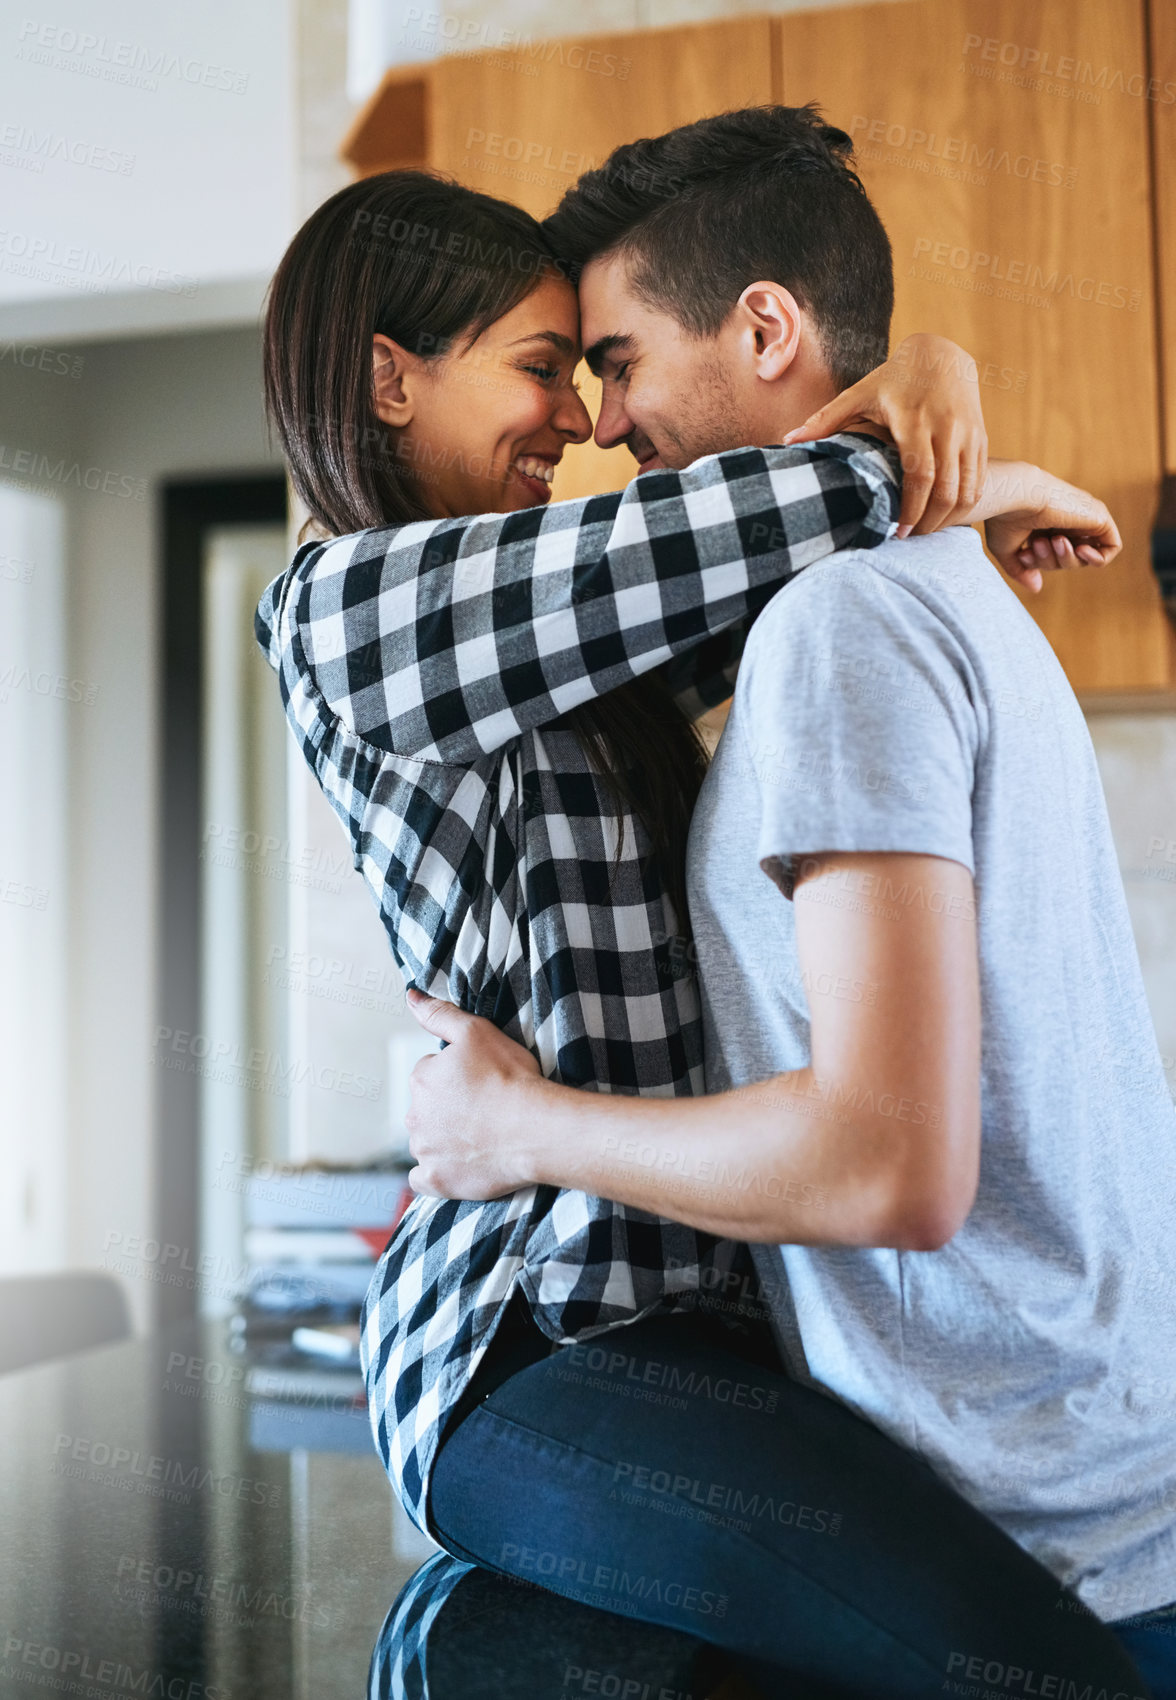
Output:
top-left (0, 0), bottom-right (295, 338)
top-left (200, 524), bottom-right (293, 1315)
top-left (295, 0), bottom-right (353, 221)
top-left (1088, 714), bottom-right (1176, 1105)
top-left (0, 325), bottom-right (282, 1329)
top-left (0, 485), bottom-right (69, 1274)
top-left (285, 749), bottom-right (437, 1167)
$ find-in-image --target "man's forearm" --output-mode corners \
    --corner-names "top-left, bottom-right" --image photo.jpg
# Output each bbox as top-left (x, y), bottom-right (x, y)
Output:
top-left (512, 1067), bottom-right (934, 1249)
top-left (405, 856), bottom-right (980, 1248)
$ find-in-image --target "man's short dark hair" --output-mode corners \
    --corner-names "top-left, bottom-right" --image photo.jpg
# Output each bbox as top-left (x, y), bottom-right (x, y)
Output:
top-left (543, 105), bottom-right (893, 389)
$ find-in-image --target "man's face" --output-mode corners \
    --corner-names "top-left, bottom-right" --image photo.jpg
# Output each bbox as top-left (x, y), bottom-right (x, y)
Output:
top-left (578, 250), bottom-right (753, 472)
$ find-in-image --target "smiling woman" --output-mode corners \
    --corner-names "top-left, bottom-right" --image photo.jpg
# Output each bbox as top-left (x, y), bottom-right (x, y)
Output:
top-left (368, 289), bottom-right (589, 514)
top-left (263, 172), bottom-right (585, 533)
top-left (262, 169), bottom-right (714, 928)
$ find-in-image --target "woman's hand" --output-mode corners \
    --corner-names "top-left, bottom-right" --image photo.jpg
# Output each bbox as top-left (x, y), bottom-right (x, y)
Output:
top-left (978, 466), bottom-right (1121, 593)
top-left (783, 330), bottom-right (1122, 595)
top-left (402, 990), bottom-right (542, 1200)
top-left (783, 332), bottom-right (988, 539)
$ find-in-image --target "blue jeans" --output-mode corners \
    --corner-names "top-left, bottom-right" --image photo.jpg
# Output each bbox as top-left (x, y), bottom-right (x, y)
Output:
top-left (429, 1305), bottom-right (1154, 1698)
top-left (1112, 1605), bottom-right (1176, 1699)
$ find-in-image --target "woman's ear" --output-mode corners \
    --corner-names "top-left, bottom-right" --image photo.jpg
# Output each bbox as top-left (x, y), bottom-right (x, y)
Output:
top-left (737, 283), bottom-right (803, 382)
top-left (372, 333), bottom-right (416, 428)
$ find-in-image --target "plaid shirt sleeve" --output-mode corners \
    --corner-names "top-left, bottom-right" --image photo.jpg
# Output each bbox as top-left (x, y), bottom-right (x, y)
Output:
top-left (256, 434), bottom-right (899, 763)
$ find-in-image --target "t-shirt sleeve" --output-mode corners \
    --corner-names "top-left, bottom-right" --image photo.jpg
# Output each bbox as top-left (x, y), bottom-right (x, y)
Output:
top-left (739, 557), bottom-right (979, 899)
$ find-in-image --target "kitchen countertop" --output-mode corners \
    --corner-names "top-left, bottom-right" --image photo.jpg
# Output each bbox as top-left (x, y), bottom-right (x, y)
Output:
top-left (0, 1321), bottom-right (747, 1699)
top-left (0, 1319), bottom-right (430, 1700)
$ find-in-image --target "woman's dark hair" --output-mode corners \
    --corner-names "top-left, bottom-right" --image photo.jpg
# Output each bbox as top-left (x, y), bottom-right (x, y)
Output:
top-left (544, 104), bottom-right (893, 389)
top-left (264, 170), bottom-right (706, 931)
top-left (265, 170), bottom-right (561, 535)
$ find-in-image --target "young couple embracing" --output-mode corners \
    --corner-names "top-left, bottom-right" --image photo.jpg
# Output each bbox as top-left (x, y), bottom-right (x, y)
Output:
top-left (257, 104), bottom-right (1175, 1698)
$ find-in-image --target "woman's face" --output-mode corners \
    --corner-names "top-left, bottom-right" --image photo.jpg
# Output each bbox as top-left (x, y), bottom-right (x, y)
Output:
top-left (374, 271), bottom-right (593, 517)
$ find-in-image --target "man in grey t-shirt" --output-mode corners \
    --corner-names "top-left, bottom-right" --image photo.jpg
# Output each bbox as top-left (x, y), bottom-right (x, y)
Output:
top-left (688, 523), bottom-right (1176, 1623)
top-left (397, 104), bottom-right (1169, 1683)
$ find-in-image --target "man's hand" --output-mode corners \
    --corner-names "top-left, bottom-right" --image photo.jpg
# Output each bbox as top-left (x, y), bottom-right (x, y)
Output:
top-left (783, 332), bottom-right (988, 537)
top-left (403, 989), bottom-right (541, 1199)
top-left (401, 854), bottom-right (983, 1248)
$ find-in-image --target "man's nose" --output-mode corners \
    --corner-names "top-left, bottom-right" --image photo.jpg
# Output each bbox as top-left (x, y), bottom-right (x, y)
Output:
top-left (594, 388), bottom-right (633, 452)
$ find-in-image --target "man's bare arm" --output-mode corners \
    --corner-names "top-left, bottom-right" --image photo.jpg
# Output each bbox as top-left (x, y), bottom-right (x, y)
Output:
top-left (403, 851), bottom-right (982, 1251)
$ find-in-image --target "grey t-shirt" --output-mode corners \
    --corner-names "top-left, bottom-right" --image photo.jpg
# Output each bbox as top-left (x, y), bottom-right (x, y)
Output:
top-left (688, 528), bottom-right (1176, 1621)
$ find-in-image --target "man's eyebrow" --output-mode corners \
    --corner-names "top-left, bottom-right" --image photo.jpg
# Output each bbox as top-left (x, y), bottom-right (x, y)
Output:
top-left (583, 333), bottom-right (636, 377)
top-left (506, 330), bottom-right (577, 356)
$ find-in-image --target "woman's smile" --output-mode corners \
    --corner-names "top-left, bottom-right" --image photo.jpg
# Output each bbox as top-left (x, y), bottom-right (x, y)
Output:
top-left (511, 453), bottom-right (558, 502)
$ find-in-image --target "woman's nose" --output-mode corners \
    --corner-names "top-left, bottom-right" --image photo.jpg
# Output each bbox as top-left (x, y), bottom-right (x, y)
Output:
top-left (553, 381), bottom-right (593, 445)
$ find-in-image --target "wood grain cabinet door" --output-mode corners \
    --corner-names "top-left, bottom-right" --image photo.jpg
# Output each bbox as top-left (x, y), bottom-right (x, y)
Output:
top-left (429, 17), bottom-right (778, 504)
top-left (1150, 0), bottom-right (1176, 481)
top-left (778, 0), bottom-right (1172, 696)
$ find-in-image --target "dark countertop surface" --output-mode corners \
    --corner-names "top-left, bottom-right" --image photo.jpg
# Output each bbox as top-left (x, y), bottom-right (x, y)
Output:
top-left (0, 1319), bottom-right (431, 1700)
top-left (0, 1322), bottom-right (747, 1699)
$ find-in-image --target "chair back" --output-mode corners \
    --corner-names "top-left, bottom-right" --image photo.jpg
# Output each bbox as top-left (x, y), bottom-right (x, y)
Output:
top-left (0, 1272), bottom-right (131, 1376)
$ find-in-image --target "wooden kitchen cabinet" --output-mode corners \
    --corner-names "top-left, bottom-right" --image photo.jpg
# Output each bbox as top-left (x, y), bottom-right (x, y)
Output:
top-left (342, 0), bottom-right (1176, 698)
top-left (778, 0), bottom-right (1172, 698)
top-left (428, 16), bottom-right (776, 221)
top-left (1149, 0), bottom-right (1176, 479)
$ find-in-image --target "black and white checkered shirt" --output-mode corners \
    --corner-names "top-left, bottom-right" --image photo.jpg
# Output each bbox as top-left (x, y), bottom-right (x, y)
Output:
top-left (256, 435), bottom-right (900, 1546)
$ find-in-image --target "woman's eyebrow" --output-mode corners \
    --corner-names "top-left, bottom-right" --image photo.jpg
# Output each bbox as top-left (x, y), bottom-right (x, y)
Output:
top-left (507, 331), bottom-right (578, 356)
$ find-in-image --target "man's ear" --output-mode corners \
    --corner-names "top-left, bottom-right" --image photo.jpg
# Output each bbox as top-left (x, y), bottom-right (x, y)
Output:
top-left (372, 333), bottom-right (416, 428)
top-left (736, 283), bottom-right (804, 382)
